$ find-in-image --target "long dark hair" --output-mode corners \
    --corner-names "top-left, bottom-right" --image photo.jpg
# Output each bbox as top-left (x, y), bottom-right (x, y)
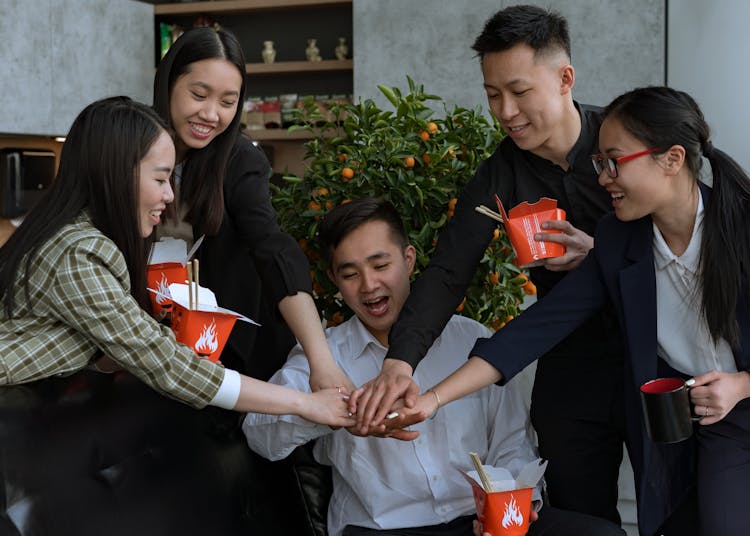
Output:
top-left (604, 86), bottom-right (750, 348)
top-left (153, 27), bottom-right (246, 235)
top-left (0, 96), bottom-right (169, 316)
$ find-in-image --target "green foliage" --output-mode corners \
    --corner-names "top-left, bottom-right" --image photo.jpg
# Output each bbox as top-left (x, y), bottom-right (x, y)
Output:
top-left (271, 77), bottom-right (530, 328)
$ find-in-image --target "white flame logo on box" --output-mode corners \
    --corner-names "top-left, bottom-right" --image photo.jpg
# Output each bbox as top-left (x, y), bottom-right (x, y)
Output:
top-left (501, 494), bottom-right (524, 528)
top-left (155, 273), bottom-right (171, 305)
top-left (195, 319), bottom-right (219, 355)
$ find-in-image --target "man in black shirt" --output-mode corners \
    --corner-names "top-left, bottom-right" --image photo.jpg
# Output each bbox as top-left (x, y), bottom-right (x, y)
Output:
top-left (350, 5), bottom-right (626, 526)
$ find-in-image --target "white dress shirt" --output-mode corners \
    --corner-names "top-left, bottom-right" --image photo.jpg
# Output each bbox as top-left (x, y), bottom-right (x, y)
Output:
top-left (242, 314), bottom-right (539, 536)
top-left (653, 195), bottom-right (736, 376)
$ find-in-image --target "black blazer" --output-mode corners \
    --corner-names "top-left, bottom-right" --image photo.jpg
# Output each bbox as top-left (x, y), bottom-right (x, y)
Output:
top-left (196, 135), bottom-right (312, 378)
top-left (471, 181), bottom-right (750, 535)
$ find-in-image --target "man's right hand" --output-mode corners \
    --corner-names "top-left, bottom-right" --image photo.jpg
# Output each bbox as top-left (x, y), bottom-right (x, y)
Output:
top-left (348, 358), bottom-right (420, 433)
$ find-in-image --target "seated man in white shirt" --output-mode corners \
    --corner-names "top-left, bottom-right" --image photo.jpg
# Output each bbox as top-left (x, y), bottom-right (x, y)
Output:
top-left (243, 198), bottom-right (625, 536)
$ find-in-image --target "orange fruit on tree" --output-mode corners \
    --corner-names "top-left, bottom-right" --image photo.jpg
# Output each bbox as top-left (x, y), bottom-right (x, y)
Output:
top-left (492, 318), bottom-right (506, 331)
top-left (422, 153), bottom-right (431, 165)
top-left (418, 130), bottom-right (430, 142)
top-left (325, 201), bottom-right (334, 210)
top-left (523, 281), bottom-right (537, 295)
top-left (492, 228), bottom-right (500, 241)
top-left (341, 198), bottom-right (352, 204)
top-left (448, 197), bottom-right (458, 211)
top-left (455, 297), bottom-right (466, 313)
top-left (315, 187), bottom-right (329, 196)
top-left (341, 167), bottom-right (355, 181)
top-left (403, 156), bottom-right (415, 168)
top-left (488, 271), bottom-right (500, 285)
top-left (427, 121), bottom-right (438, 134)
top-left (309, 200), bottom-right (322, 211)
top-left (337, 153), bottom-right (348, 162)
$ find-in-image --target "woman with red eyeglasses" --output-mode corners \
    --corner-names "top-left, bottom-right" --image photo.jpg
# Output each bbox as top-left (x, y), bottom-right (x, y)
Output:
top-left (383, 86), bottom-right (750, 536)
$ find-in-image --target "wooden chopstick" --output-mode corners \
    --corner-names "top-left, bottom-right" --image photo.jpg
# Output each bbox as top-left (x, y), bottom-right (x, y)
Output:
top-left (474, 205), bottom-right (504, 223)
top-left (470, 451), bottom-right (494, 492)
top-left (192, 259), bottom-right (199, 308)
top-left (187, 263), bottom-right (194, 310)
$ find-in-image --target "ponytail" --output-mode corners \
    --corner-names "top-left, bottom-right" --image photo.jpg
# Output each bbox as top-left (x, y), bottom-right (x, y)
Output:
top-left (699, 144), bottom-right (750, 348)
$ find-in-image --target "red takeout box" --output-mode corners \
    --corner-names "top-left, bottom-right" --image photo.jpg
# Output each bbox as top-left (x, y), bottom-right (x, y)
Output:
top-left (146, 237), bottom-right (203, 314)
top-left (494, 195), bottom-right (566, 267)
top-left (162, 283), bottom-right (259, 363)
top-left (147, 262), bottom-right (187, 315)
top-left (462, 459), bottom-right (547, 536)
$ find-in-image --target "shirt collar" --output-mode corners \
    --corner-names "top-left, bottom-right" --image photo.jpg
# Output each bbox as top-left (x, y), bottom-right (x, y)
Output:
top-left (567, 101), bottom-right (601, 169)
top-left (338, 314), bottom-right (443, 361)
top-left (339, 315), bottom-right (387, 360)
top-left (653, 193), bottom-right (704, 271)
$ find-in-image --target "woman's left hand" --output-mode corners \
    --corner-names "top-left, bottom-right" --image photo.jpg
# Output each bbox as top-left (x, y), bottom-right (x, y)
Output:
top-left (689, 370), bottom-right (750, 425)
top-left (301, 387), bottom-right (357, 428)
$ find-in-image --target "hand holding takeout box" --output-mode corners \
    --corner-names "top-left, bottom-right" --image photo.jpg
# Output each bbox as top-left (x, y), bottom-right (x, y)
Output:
top-left (477, 195), bottom-right (566, 268)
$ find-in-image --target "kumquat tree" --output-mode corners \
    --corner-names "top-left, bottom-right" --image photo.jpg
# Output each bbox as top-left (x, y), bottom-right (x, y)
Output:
top-left (270, 77), bottom-right (535, 329)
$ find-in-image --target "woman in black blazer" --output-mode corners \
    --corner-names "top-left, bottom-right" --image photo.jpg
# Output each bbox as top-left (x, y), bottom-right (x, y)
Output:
top-left (153, 27), bottom-right (352, 392)
top-left (397, 87), bottom-right (750, 536)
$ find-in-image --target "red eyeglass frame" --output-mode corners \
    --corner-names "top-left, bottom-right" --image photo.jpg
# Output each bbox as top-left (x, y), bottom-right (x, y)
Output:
top-left (591, 147), bottom-right (660, 178)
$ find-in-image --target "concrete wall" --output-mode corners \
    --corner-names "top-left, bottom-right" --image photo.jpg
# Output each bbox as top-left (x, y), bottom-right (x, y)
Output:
top-left (0, 0), bottom-right (153, 136)
top-left (354, 0), bottom-right (665, 113)
top-left (668, 0), bottom-right (750, 172)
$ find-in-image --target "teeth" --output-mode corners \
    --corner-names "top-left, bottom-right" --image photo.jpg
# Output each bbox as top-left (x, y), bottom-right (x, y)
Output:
top-left (190, 123), bottom-right (212, 134)
top-left (611, 193), bottom-right (624, 200)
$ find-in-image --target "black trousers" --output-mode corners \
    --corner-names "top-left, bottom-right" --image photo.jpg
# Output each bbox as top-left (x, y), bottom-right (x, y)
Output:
top-left (530, 360), bottom-right (627, 526)
top-left (342, 506), bottom-right (626, 536)
top-left (660, 396), bottom-right (750, 536)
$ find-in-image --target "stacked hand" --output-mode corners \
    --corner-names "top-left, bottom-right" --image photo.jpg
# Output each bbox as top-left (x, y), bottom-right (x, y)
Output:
top-left (347, 358), bottom-right (421, 435)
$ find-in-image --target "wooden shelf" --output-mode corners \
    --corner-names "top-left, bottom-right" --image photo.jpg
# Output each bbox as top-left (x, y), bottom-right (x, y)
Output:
top-left (246, 59), bottom-right (352, 75)
top-left (154, 0), bottom-right (351, 15)
top-left (244, 128), bottom-right (327, 141)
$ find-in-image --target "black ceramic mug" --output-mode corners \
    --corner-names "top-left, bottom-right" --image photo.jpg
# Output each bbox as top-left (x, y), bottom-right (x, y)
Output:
top-left (640, 377), bottom-right (699, 443)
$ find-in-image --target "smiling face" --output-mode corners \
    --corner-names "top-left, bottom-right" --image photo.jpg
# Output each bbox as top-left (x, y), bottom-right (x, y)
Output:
top-left (596, 116), bottom-right (668, 222)
top-left (328, 220), bottom-right (416, 346)
top-left (482, 43), bottom-right (575, 162)
top-left (168, 58), bottom-right (243, 160)
top-left (138, 131), bottom-right (175, 237)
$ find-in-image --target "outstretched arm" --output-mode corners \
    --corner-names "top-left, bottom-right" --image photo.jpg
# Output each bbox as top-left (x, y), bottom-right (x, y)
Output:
top-left (278, 292), bottom-right (354, 393)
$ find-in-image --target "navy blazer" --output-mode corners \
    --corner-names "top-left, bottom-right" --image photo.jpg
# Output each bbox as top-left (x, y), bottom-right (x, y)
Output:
top-left (471, 181), bottom-right (750, 535)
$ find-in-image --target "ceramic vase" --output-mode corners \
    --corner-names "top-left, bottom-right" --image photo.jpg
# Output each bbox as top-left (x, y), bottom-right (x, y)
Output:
top-left (305, 38), bottom-right (322, 62)
top-left (261, 40), bottom-right (276, 64)
top-left (334, 37), bottom-right (348, 60)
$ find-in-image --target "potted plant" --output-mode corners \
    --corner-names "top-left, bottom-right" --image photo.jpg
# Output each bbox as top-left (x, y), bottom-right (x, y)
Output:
top-left (271, 77), bottom-right (534, 328)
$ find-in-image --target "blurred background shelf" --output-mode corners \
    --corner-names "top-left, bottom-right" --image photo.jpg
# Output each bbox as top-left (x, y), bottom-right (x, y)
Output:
top-left (246, 59), bottom-right (352, 75)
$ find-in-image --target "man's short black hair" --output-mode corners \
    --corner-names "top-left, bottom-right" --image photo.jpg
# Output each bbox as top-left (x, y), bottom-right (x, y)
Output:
top-left (472, 4), bottom-right (571, 61)
top-left (318, 198), bottom-right (408, 267)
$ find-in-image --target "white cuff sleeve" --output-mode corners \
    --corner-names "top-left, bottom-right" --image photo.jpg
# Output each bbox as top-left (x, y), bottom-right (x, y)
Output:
top-left (209, 368), bottom-right (241, 409)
